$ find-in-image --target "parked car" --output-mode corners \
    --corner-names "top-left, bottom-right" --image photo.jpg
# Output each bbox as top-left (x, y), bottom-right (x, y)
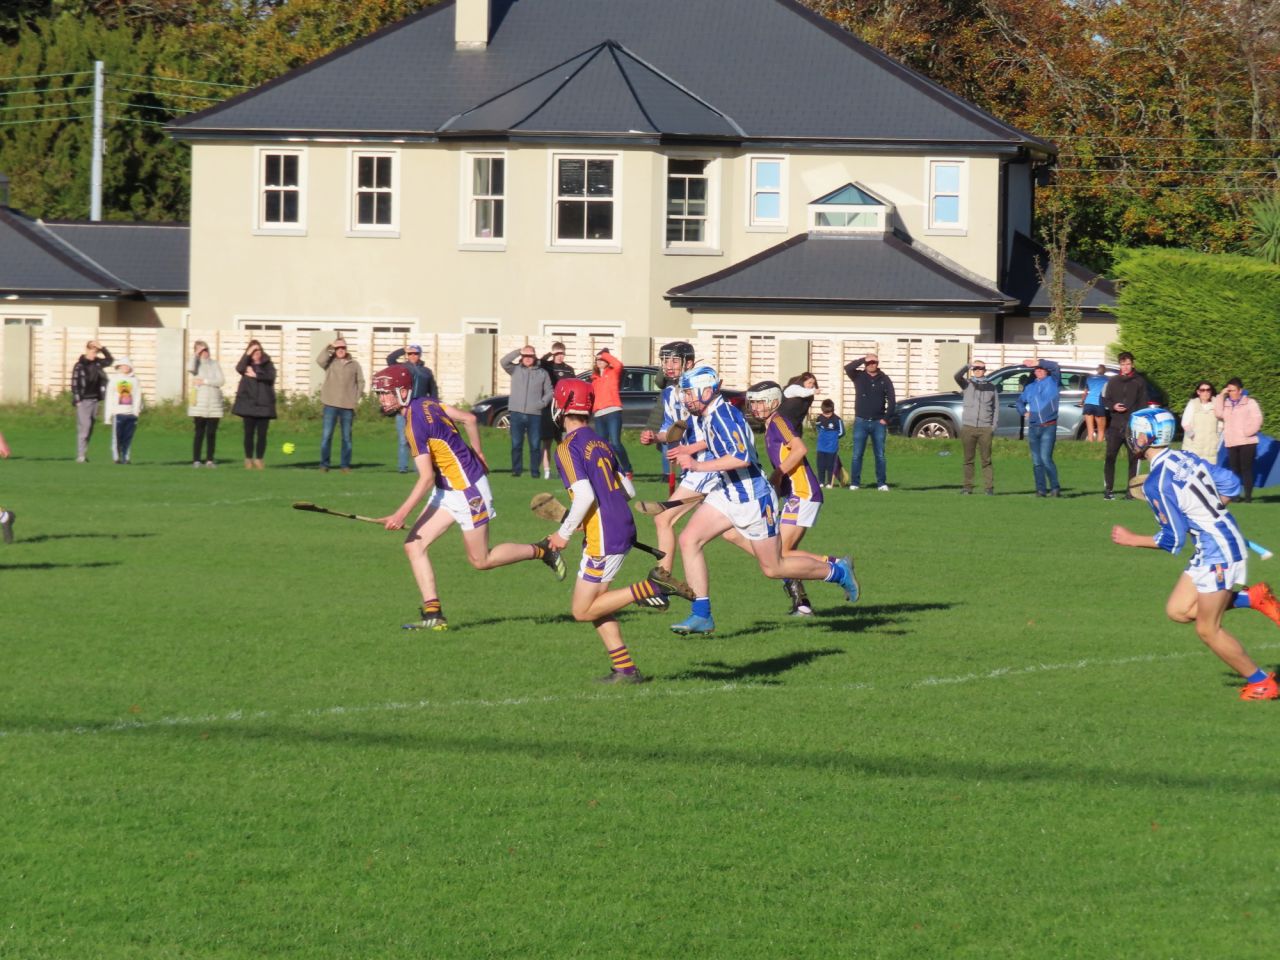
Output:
top-left (471, 364), bottom-right (746, 429)
top-left (889, 363), bottom-right (1124, 440)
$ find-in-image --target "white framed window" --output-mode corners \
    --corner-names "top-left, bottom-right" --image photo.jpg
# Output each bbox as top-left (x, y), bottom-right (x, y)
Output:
top-left (256, 148), bottom-right (306, 234)
top-left (349, 150), bottom-right (398, 235)
top-left (927, 159), bottom-right (967, 233)
top-left (463, 153), bottom-right (506, 246)
top-left (808, 184), bottom-right (887, 234)
top-left (551, 153), bottom-right (620, 249)
top-left (2, 314), bottom-right (46, 326)
top-left (747, 156), bottom-right (787, 231)
top-left (464, 318), bottom-right (500, 335)
top-left (665, 156), bottom-right (719, 251)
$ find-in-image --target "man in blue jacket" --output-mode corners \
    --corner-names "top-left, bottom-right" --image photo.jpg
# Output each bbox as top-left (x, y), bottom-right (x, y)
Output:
top-left (1016, 357), bottom-right (1062, 497)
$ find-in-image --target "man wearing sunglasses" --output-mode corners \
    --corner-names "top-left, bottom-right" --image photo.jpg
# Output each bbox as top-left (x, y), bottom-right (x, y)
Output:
top-left (955, 359), bottom-right (997, 495)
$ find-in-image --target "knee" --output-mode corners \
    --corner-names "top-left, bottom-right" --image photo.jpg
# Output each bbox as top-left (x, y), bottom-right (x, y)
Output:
top-left (1165, 604), bottom-right (1194, 624)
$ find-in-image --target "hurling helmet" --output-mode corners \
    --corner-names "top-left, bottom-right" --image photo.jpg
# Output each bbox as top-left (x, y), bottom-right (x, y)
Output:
top-left (1126, 406), bottom-right (1177, 454)
top-left (552, 378), bottom-right (595, 424)
top-left (679, 364), bottom-right (721, 395)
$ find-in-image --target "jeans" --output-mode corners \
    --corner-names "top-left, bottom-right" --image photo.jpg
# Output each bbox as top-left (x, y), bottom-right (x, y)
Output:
top-left (320, 405), bottom-right (354, 469)
top-left (1027, 423), bottom-right (1060, 494)
top-left (960, 425), bottom-right (994, 492)
top-left (596, 410), bottom-right (633, 474)
top-left (850, 418), bottom-right (886, 486)
top-left (395, 411), bottom-right (411, 471)
top-left (509, 410), bottom-right (542, 477)
top-left (112, 415), bottom-right (137, 463)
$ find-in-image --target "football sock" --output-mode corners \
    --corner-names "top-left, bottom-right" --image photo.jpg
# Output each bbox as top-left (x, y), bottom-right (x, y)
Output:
top-left (823, 559), bottom-right (842, 583)
top-left (692, 597), bottom-right (711, 618)
top-left (1233, 591), bottom-right (1252, 609)
top-left (1246, 669), bottom-right (1268, 685)
top-left (608, 645), bottom-right (637, 674)
top-left (630, 579), bottom-right (664, 605)
top-left (421, 599), bottom-right (442, 618)
top-left (530, 543), bottom-right (548, 561)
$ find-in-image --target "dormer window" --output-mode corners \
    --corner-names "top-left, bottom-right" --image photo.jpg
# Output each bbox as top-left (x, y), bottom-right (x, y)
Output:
top-left (808, 183), bottom-right (887, 233)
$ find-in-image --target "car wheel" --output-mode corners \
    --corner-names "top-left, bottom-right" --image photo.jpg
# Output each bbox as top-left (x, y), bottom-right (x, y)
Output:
top-left (492, 410), bottom-right (511, 429)
top-left (911, 416), bottom-right (956, 439)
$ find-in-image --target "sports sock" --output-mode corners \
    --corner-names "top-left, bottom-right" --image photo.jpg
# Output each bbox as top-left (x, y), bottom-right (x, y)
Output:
top-left (630, 579), bottom-right (664, 605)
top-left (530, 543), bottom-right (548, 561)
top-left (823, 559), bottom-right (842, 583)
top-left (692, 597), bottom-right (711, 618)
top-left (608, 645), bottom-right (637, 674)
top-left (421, 598), bottom-right (443, 619)
top-left (1233, 591), bottom-right (1252, 609)
top-left (1245, 668), bottom-right (1269, 685)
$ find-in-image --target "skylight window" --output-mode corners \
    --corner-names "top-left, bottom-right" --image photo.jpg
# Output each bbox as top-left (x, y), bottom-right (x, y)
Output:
top-left (808, 183), bottom-right (887, 234)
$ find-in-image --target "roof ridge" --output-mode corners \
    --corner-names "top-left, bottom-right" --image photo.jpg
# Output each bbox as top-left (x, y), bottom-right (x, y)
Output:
top-left (889, 228), bottom-right (1011, 300)
top-left (34, 218), bottom-right (137, 292)
top-left (0, 208), bottom-right (127, 293)
top-left (606, 39), bottom-right (746, 137)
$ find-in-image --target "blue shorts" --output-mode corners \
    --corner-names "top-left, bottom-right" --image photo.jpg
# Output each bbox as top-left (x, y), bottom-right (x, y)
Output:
top-left (1082, 404), bottom-right (1105, 417)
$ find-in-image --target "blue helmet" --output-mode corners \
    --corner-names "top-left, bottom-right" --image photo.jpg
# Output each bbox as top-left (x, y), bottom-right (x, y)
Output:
top-left (680, 364), bottom-right (721, 395)
top-left (1127, 407), bottom-right (1177, 454)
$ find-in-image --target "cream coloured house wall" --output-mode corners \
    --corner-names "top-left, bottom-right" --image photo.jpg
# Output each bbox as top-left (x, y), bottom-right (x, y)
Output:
top-left (189, 141), bottom-right (1010, 338)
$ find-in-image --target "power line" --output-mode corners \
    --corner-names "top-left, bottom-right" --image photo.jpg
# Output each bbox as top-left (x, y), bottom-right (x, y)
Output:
top-left (0, 69), bottom-right (93, 83)
top-left (106, 115), bottom-right (171, 128)
top-left (0, 83), bottom-right (95, 99)
top-left (109, 71), bottom-right (252, 90)
top-left (0, 98), bottom-right (95, 114)
top-left (113, 85), bottom-right (227, 104)
top-left (103, 99), bottom-right (195, 115)
top-left (0, 114), bottom-right (95, 128)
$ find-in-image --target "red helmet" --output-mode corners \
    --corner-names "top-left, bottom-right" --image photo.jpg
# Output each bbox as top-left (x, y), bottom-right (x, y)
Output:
top-left (552, 378), bottom-right (594, 424)
top-left (372, 364), bottom-right (414, 416)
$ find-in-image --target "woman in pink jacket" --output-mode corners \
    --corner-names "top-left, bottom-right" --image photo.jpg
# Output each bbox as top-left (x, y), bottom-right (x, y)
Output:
top-left (1214, 377), bottom-right (1264, 502)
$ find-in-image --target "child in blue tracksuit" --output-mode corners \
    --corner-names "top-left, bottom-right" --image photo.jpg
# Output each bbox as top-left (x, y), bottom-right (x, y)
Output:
top-left (1015, 357), bottom-right (1061, 496)
top-left (814, 399), bottom-right (844, 488)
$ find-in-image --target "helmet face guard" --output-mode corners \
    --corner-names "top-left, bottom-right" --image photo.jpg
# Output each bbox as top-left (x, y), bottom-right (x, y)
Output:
top-left (747, 380), bottom-right (783, 417)
top-left (658, 341), bottom-right (695, 378)
top-left (680, 365), bottom-right (720, 414)
top-left (1126, 407), bottom-right (1177, 455)
top-left (552, 378), bottom-right (595, 425)
top-left (372, 365), bottom-right (414, 417)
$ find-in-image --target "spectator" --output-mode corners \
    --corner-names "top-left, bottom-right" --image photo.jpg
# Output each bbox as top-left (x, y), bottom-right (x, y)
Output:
top-left (316, 336), bottom-right (366, 474)
top-left (70, 339), bottom-right (113, 462)
top-left (1016, 357), bottom-right (1062, 497)
top-left (591, 348), bottom-right (633, 478)
top-left (103, 357), bottom-right (143, 464)
top-left (0, 428), bottom-right (14, 543)
top-left (385, 343), bottom-right (437, 474)
top-left (813, 399), bottom-right (844, 488)
top-left (500, 344), bottom-right (553, 478)
top-left (1215, 378), bottom-right (1264, 503)
top-left (188, 340), bottom-right (225, 468)
top-left (538, 341), bottom-right (576, 478)
top-left (1102, 351), bottom-right (1150, 500)
top-left (1180, 381), bottom-right (1222, 461)
top-left (778, 372), bottom-right (818, 434)
top-left (843, 354), bottom-right (894, 491)
top-left (232, 340), bottom-right (276, 470)
top-left (955, 360), bottom-right (997, 495)
top-left (1082, 364), bottom-right (1109, 442)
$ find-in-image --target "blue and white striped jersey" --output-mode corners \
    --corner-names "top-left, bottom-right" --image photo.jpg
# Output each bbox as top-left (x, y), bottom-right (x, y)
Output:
top-left (1143, 448), bottom-right (1246, 566)
top-left (688, 395), bottom-right (771, 503)
top-left (659, 383), bottom-right (687, 435)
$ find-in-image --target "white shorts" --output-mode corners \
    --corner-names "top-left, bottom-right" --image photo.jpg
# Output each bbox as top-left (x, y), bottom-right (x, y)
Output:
top-left (705, 487), bottom-right (779, 541)
top-left (779, 496), bottom-right (820, 528)
top-left (422, 475), bottom-right (495, 532)
top-left (679, 466), bottom-right (722, 496)
top-left (578, 551), bottom-right (626, 585)
top-left (1186, 558), bottom-right (1247, 594)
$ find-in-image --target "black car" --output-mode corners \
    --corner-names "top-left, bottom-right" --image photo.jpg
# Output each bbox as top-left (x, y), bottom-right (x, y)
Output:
top-left (470, 364), bottom-right (745, 429)
top-left (889, 362), bottom-right (1121, 440)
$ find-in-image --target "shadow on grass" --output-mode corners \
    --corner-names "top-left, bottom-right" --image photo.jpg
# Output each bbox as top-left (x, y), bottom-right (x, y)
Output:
top-left (811, 601), bottom-right (955, 635)
top-left (669, 647), bottom-right (844, 684)
top-left (0, 561), bottom-right (119, 570)
top-left (16, 533), bottom-right (156, 545)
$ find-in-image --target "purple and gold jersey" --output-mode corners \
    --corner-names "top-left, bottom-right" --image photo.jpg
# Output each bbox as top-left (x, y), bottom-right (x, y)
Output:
top-left (764, 415), bottom-right (823, 504)
top-left (556, 426), bottom-right (636, 556)
top-left (405, 399), bottom-right (487, 491)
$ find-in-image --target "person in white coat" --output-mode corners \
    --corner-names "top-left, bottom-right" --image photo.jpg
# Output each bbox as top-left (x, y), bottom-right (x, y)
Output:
top-left (188, 340), bottom-right (226, 467)
top-left (1180, 380), bottom-right (1222, 461)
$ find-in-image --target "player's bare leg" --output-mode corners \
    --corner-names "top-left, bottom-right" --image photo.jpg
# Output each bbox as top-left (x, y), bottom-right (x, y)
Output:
top-left (459, 524), bottom-right (566, 580)
top-left (652, 494), bottom-right (701, 574)
top-left (676, 502), bottom-right (735, 598)
top-left (404, 505), bottom-right (456, 603)
top-left (748, 534), bottom-right (829, 580)
top-left (1166, 574), bottom-right (1262, 677)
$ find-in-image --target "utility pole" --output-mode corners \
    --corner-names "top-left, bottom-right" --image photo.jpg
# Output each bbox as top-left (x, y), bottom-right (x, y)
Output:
top-left (90, 60), bottom-right (103, 221)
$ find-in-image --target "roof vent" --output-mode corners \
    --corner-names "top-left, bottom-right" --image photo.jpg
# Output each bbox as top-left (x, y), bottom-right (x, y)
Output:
top-left (456, 0), bottom-right (491, 50)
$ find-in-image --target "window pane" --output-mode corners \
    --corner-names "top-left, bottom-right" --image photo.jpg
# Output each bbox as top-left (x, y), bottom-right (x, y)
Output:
top-left (934, 196), bottom-right (960, 223)
top-left (358, 156), bottom-right (374, 189)
top-left (281, 154), bottom-right (298, 186)
top-left (686, 198), bottom-right (706, 217)
top-left (492, 199), bottom-right (504, 238)
top-left (670, 158), bottom-right (707, 176)
top-left (851, 211), bottom-right (877, 228)
top-left (666, 220), bottom-right (684, 243)
top-left (558, 159), bottom-right (585, 197)
top-left (586, 160), bottom-right (613, 197)
top-left (473, 157), bottom-right (490, 196)
top-left (687, 179), bottom-right (706, 202)
top-left (754, 193), bottom-right (780, 221)
top-left (586, 201), bottom-right (613, 239)
top-left (265, 192), bottom-right (281, 222)
top-left (282, 192), bottom-right (298, 222)
top-left (475, 199), bottom-right (493, 238)
top-left (375, 193), bottom-right (392, 224)
top-left (557, 201), bottom-right (585, 239)
top-left (490, 158), bottom-right (504, 195)
top-left (358, 193), bottom-right (374, 224)
top-left (264, 154), bottom-right (281, 186)
top-left (754, 160), bottom-right (780, 190)
top-left (683, 219), bottom-right (703, 243)
top-left (375, 156), bottom-right (392, 188)
top-left (933, 164), bottom-right (960, 193)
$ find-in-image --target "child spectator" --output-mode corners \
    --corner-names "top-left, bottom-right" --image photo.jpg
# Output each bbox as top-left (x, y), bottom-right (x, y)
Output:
top-left (814, 399), bottom-right (844, 488)
top-left (104, 357), bottom-right (143, 464)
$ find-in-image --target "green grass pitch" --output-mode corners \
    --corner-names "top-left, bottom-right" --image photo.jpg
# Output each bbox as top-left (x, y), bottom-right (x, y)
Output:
top-left (2, 409), bottom-right (1278, 959)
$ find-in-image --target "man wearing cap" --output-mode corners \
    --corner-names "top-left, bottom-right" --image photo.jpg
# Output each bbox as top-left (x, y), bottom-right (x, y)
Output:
top-left (70, 339), bottom-right (113, 462)
top-left (1016, 357), bottom-right (1062, 497)
top-left (386, 343), bottom-right (438, 473)
top-left (317, 336), bottom-right (366, 473)
top-left (955, 359), bottom-right (998, 495)
top-left (843, 353), bottom-right (895, 491)
top-left (500, 345), bottom-right (553, 478)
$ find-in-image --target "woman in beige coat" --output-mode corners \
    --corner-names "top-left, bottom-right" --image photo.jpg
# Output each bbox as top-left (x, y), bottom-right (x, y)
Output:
top-left (188, 340), bottom-right (226, 467)
top-left (1179, 380), bottom-right (1222, 461)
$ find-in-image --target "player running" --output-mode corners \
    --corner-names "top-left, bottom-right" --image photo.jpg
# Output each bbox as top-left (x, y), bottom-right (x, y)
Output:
top-left (546, 379), bottom-right (694, 683)
top-left (748, 380), bottom-right (849, 617)
top-left (1110, 407), bottom-right (1280, 700)
top-left (668, 366), bottom-right (858, 635)
top-left (372, 364), bottom-right (565, 631)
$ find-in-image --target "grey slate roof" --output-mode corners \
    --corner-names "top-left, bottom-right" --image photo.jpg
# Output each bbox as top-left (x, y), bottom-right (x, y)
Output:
top-left (170, 0), bottom-right (1053, 153)
top-left (1005, 232), bottom-right (1117, 315)
top-left (666, 231), bottom-right (1018, 311)
top-left (0, 208), bottom-right (188, 299)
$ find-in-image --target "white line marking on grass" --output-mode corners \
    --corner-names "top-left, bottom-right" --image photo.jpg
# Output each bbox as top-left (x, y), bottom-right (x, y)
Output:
top-left (5, 643), bottom-right (1279, 741)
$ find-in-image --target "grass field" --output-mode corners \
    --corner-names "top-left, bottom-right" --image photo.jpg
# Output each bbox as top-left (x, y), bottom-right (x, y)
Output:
top-left (2, 408), bottom-right (1279, 959)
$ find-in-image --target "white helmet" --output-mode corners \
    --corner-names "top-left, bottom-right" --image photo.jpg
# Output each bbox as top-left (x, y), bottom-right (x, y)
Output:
top-left (679, 364), bottom-right (720, 395)
top-left (746, 380), bottom-right (783, 410)
top-left (1126, 407), bottom-right (1177, 454)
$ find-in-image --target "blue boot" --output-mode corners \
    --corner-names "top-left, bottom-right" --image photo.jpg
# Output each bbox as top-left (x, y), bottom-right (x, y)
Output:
top-left (834, 556), bottom-right (860, 603)
top-left (670, 612), bottom-right (715, 635)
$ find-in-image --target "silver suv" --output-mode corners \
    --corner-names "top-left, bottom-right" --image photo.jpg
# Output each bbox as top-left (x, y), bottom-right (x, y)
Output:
top-left (889, 363), bottom-right (1121, 440)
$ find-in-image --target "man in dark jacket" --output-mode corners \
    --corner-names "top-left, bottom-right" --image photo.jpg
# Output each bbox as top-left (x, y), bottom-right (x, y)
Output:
top-left (537, 341), bottom-right (576, 478)
top-left (386, 343), bottom-right (438, 473)
top-left (843, 354), bottom-right (895, 491)
top-left (1102, 352), bottom-right (1151, 500)
top-left (71, 339), bottom-right (113, 462)
top-left (956, 361), bottom-right (998, 494)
